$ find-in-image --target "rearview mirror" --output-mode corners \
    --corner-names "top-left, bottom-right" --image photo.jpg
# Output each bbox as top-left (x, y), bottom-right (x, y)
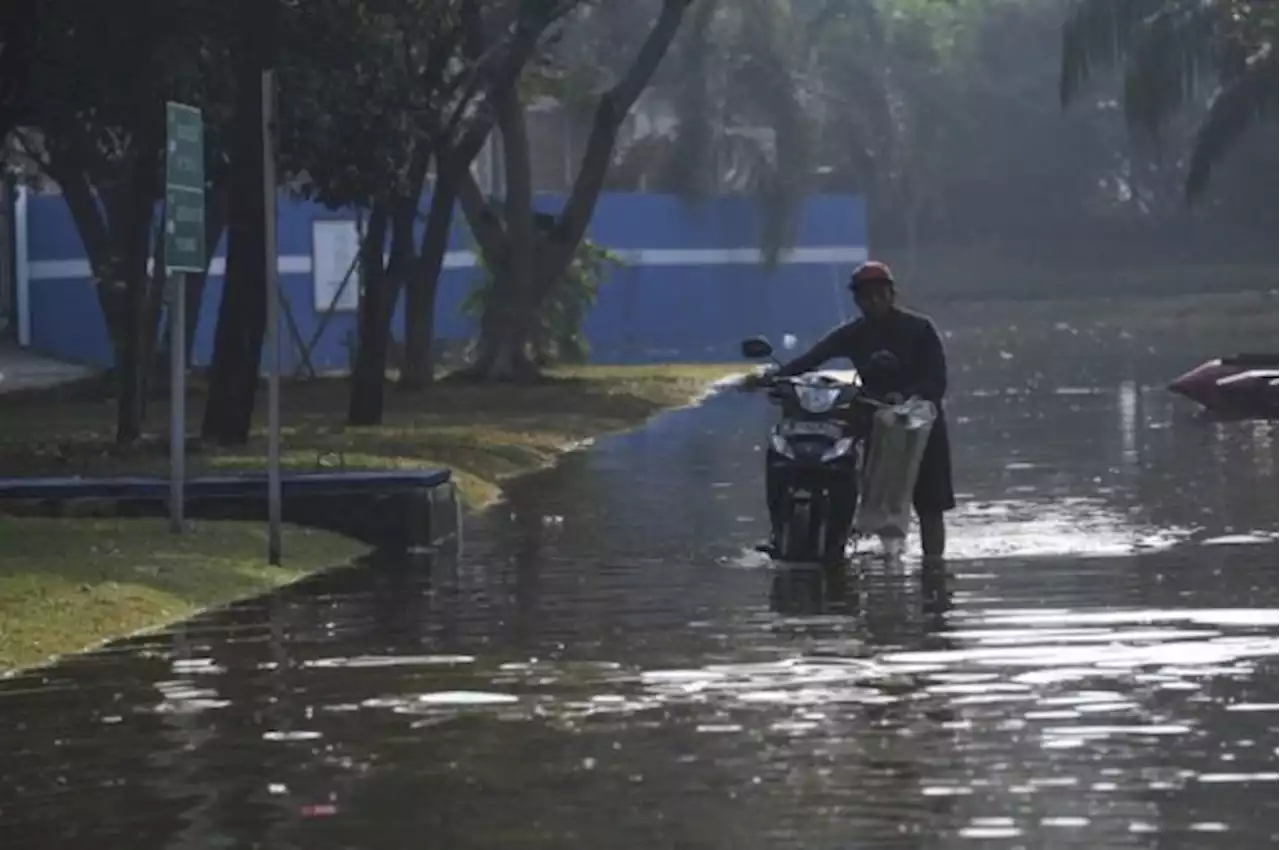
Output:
top-left (740, 336), bottom-right (774, 360)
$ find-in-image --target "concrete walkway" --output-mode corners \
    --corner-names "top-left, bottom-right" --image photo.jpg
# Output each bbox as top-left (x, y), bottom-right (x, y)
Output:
top-left (0, 344), bottom-right (96, 394)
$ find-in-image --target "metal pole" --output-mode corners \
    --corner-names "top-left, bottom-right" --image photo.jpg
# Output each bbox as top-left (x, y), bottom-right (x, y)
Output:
top-left (263, 68), bottom-right (282, 565)
top-left (14, 185), bottom-right (30, 347)
top-left (169, 272), bottom-right (186, 533)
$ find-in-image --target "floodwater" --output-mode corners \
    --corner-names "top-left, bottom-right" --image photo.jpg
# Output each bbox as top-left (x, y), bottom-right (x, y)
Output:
top-left (1, 314), bottom-right (1277, 849)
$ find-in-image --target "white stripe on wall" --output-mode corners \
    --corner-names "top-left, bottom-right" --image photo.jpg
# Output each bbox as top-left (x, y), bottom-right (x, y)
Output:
top-left (26, 245), bottom-right (868, 282)
top-left (613, 246), bottom-right (868, 265)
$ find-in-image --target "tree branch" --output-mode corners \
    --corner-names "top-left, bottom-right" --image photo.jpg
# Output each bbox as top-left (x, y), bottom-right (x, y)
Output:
top-left (499, 89), bottom-right (533, 239)
top-left (457, 166), bottom-right (506, 262)
top-left (57, 167), bottom-right (112, 277)
top-left (445, 0), bottom-right (579, 265)
top-left (438, 0), bottom-right (566, 147)
top-left (549, 0), bottom-right (691, 262)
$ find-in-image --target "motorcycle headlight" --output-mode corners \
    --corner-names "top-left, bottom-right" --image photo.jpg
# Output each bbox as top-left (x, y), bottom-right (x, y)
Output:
top-left (821, 437), bottom-right (855, 462)
top-left (795, 385), bottom-right (842, 413)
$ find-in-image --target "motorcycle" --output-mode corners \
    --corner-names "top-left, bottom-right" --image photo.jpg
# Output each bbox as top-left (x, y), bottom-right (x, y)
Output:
top-left (739, 335), bottom-right (883, 564)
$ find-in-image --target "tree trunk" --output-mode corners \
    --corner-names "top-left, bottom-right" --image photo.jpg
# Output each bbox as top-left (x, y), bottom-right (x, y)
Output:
top-left (114, 256), bottom-right (148, 445)
top-left (348, 142), bottom-right (431, 424)
top-left (458, 91), bottom-right (540, 382)
top-left (346, 203), bottom-right (393, 426)
top-left (104, 144), bottom-right (163, 445)
top-left (458, 0), bottom-right (692, 383)
top-left (408, 0), bottom-right (563, 384)
top-left (399, 175), bottom-right (458, 391)
top-left (466, 319), bottom-right (539, 381)
top-left (201, 47), bottom-right (267, 446)
top-left (113, 232), bottom-right (156, 443)
top-left (461, 260), bottom-right (539, 382)
top-left (51, 153), bottom-right (157, 443)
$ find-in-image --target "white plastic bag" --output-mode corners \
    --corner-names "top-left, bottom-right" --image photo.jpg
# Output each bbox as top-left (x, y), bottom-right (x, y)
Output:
top-left (854, 397), bottom-right (937, 538)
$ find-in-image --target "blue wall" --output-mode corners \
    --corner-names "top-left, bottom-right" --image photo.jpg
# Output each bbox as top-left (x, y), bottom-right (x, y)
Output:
top-left (23, 191), bottom-right (867, 369)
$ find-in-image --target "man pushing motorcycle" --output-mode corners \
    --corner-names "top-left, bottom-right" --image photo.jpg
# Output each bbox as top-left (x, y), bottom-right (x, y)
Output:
top-left (742, 260), bottom-right (955, 562)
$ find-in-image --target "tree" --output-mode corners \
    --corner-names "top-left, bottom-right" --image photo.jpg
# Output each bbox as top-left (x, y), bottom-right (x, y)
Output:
top-left (281, 0), bottom-right (474, 426)
top-left (1061, 0), bottom-right (1278, 201)
top-left (461, 235), bottom-right (621, 365)
top-left (455, 0), bottom-right (693, 382)
top-left (398, 0), bottom-right (584, 394)
top-left (271, 1), bottom-right (437, 428)
top-left (275, 0), bottom-right (575, 424)
top-left (200, 0), bottom-right (461, 439)
top-left (656, 0), bottom-right (817, 263)
top-left (598, 0), bottom-right (939, 260)
top-left (583, 0), bottom-right (822, 263)
top-left (16, 0), bottom-right (222, 444)
top-left (200, 0), bottom-right (278, 445)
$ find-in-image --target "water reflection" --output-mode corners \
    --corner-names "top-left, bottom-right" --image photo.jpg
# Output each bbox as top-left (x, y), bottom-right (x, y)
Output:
top-left (0, 327), bottom-right (1277, 849)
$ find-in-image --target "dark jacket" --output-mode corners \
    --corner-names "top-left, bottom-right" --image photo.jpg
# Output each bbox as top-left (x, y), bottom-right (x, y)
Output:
top-left (776, 308), bottom-right (948, 404)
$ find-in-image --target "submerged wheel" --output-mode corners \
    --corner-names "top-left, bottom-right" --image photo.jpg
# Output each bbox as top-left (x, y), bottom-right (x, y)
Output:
top-left (824, 480), bottom-right (858, 563)
top-left (780, 501), bottom-right (820, 562)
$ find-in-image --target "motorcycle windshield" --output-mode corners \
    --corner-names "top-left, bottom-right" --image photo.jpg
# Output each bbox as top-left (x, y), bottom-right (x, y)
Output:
top-left (795, 385), bottom-right (842, 413)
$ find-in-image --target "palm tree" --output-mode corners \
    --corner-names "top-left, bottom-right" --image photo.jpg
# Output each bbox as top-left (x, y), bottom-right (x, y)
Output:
top-left (588, 0), bottom-right (933, 263)
top-left (1060, 0), bottom-right (1277, 201)
top-left (626, 0), bottom-right (905, 260)
top-left (656, 0), bottom-right (818, 264)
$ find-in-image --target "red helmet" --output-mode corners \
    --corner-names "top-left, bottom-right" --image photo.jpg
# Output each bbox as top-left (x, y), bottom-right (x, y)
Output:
top-left (849, 260), bottom-right (895, 289)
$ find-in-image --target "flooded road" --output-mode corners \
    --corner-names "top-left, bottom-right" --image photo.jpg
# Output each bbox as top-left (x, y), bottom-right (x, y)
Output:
top-left (1, 315), bottom-right (1277, 849)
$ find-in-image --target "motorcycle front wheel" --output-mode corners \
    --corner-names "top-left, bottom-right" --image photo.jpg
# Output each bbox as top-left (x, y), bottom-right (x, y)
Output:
top-left (779, 500), bottom-right (821, 562)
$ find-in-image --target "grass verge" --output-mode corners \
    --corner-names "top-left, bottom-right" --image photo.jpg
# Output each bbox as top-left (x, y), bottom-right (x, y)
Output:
top-left (0, 363), bottom-right (742, 507)
top-left (0, 517), bottom-right (366, 673)
top-left (0, 364), bottom-right (740, 673)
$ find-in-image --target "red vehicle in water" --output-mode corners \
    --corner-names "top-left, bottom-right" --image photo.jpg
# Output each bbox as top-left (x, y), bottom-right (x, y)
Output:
top-left (1168, 353), bottom-right (1279, 420)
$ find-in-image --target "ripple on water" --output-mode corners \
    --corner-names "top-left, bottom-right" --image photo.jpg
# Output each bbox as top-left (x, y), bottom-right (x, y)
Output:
top-left (944, 499), bottom-right (1193, 559)
top-left (415, 690), bottom-right (520, 706)
top-left (361, 690), bottom-right (520, 710)
top-left (302, 654), bottom-right (477, 669)
top-left (1201, 532), bottom-right (1280, 546)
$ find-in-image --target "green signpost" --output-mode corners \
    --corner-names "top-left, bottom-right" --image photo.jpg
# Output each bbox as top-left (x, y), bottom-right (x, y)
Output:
top-left (165, 102), bottom-right (205, 273)
top-left (165, 102), bottom-right (205, 533)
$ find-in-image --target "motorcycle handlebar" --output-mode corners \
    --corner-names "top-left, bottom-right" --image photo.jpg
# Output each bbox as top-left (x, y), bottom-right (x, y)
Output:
top-left (739, 372), bottom-right (892, 408)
